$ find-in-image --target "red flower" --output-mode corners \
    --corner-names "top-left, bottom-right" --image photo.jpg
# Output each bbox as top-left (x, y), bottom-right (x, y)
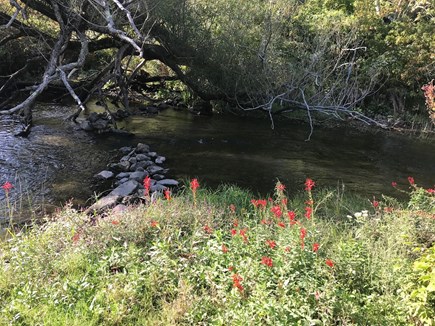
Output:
top-left (325, 259), bottom-right (334, 268)
top-left (277, 222), bottom-right (286, 228)
top-left (229, 204), bottom-right (236, 213)
top-left (251, 199), bottom-right (267, 209)
top-left (312, 243), bottom-right (320, 253)
top-left (228, 266), bottom-right (234, 271)
top-left (391, 181), bottom-right (397, 188)
top-left (143, 176), bottom-right (151, 195)
top-left (408, 176), bottom-right (415, 185)
top-left (305, 206), bottom-right (312, 219)
top-left (240, 228), bottom-right (248, 242)
top-left (233, 219), bottom-right (239, 227)
top-left (372, 200), bottom-right (379, 209)
top-left (190, 178), bottom-right (200, 192)
top-left (150, 220), bottom-right (159, 227)
top-left (265, 240), bottom-right (277, 249)
top-left (232, 274), bottom-right (244, 292)
top-left (111, 220), bottom-right (120, 225)
top-left (301, 240), bottom-right (305, 250)
top-left (261, 219), bottom-right (271, 225)
top-left (203, 225), bottom-right (213, 234)
top-left (1, 181), bottom-right (13, 193)
top-left (281, 198), bottom-right (288, 206)
top-left (261, 256), bottom-right (273, 267)
top-left (276, 183), bottom-right (286, 192)
top-left (300, 228), bottom-right (307, 240)
top-left (284, 246), bottom-right (291, 252)
top-left (230, 229), bottom-right (237, 236)
top-left (305, 178), bottom-right (315, 191)
top-left (427, 188), bottom-right (435, 194)
top-left (271, 205), bottom-right (282, 218)
top-left (222, 244), bottom-right (229, 253)
top-left (164, 188), bottom-right (171, 200)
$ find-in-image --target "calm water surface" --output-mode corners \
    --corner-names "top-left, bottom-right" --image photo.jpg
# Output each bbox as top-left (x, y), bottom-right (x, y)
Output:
top-left (1, 104), bottom-right (434, 221)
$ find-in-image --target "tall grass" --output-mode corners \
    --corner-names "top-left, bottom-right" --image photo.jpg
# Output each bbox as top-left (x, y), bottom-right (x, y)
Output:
top-left (0, 180), bottom-right (433, 325)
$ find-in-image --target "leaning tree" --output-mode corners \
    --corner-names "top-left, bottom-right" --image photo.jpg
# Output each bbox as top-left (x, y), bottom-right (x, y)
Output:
top-left (0, 0), bottom-right (386, 137)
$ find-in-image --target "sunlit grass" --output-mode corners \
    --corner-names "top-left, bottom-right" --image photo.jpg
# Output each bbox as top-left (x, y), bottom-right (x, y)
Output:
top-left (0, 180), bottom-right (433, 325)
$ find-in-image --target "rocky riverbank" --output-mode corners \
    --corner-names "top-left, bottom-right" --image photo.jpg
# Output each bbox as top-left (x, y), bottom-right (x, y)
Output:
top-left (87, 143), bottom-right (179, 214)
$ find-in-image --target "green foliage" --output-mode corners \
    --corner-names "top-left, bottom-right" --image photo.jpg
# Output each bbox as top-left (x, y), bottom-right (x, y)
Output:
top-left (0, 181), bottom-right (434, 324)
top-left (405, 246), bottom-right (435, 326)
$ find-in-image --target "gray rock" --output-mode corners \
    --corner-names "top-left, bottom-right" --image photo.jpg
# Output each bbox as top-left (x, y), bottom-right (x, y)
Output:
top-left (148, 151), bottom-right (158, 158)
top-left (136, 154), bottom-right (150, 161)
top-left (109, 161), bottom-right (130, 172)
top-left (85, 195), bottom-right (120, 214)
top-left (128, 157), bottom-right (137, 165)
top-left (119, 146), bottom-right (132, 155)
top-left (153, 174), bottom-right (165, 181)
top-left (129, 171), bottom-right (148, 182)
top-left (116, 172), bottom-right (131, 179)
top-left (80, 120), bottom-right (93, 131)
top-left (115, 177), bottom-right (129, 186)
top-left (155, 156), bottom-right (166, 164)
top-left (94, 170), bottom-right (114, 180)
top-left (157, 179), bottom-right (179, 187)
top-left (92, 118), bottom-right (109, 130)
top-left (136, 143), bottom-right (150, 153)
top-left (147, 165), bottom-right (164, 175)
top-left (110, 180), bottom-right (139, 197)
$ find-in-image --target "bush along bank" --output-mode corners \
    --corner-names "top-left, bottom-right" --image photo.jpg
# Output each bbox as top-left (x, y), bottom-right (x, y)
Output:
top-left (88, 143), bottom-right (179, 214)
top-left (0, 177), bottom-right (434, 325)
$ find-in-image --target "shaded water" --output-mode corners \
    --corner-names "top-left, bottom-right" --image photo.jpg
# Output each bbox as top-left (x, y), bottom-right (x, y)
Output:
top-left (1, 104), bottom-right (434, 221)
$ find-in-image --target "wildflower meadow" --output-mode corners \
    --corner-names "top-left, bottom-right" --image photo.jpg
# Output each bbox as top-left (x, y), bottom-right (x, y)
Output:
top-left (0, 177), bottom-right (434, 325)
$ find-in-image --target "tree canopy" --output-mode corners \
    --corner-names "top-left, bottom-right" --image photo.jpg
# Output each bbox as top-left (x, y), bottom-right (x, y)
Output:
top-left (0, 0), bottom-right (434, 130)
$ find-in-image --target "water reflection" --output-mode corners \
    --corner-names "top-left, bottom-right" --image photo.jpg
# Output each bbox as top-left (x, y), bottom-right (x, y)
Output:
top-left (1, 104), bottom-right (434, 223)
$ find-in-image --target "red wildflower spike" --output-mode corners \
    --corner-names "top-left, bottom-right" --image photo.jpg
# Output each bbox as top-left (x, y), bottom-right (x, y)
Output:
top-left (313, 243), bottom-right (320, 253)
top-left (233, 219), bottom-right (239, 227)
top-left (271, 205), bottom-right (282, 218)
top-left (277, 222), bottom-right (286, 228)
top-left (261, 256), bottom-right (273, 267)
top-left (111, 220), bottom-right (120, 225)
top-left (190, 178), bottom-right (200, 191)
top-left (276, 182), bottom-right (286, 192)
top-left (230, 229), bottom-right (237, 236)
top-left (325, 259), bottom-right (334, 268)
top-left (284, 246), bottom-right (291, 252)
top-left (372, 199), bottom-right (379, 209)
top-left (143, 176), bottom-right (151, 196)
top-left (1, 181), bottom-right (13, 193)
top-left (391, 181), bottom-right (397, 188)
top-left (300, 228), bottom-right (307, 240)
top-left (304, 206), bottom-right (312, 219)
top-left (228, 266), bottom-right (234, 271)
top-left (232, 274), bottom-right (244, 292)
top-left (305, 178), bottom-right (315, 191)
top-left (265, 240), bottom-right (277, 249)
top-left (407, 176), bottom-right (415, 185)
top-left (164, 188), bottom-right (171, 200)
top-left (222, 244), bottom-right (229, 253)
top-left (150, 220), bottom-right (159, 227)
top-left (427, 188), bottom-right (435, 194)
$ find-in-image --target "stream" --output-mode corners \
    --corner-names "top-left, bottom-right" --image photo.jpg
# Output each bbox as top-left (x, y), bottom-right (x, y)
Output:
top-left (1, 103), bottom-right (434, 222)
